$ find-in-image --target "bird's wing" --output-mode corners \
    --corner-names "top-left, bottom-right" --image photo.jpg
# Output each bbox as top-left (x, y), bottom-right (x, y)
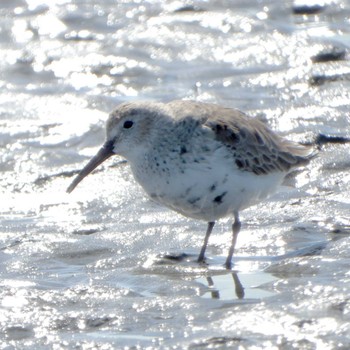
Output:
top-left (203, 107), bottom-right (314, 175)
top-left (167, 100), bottom-right (315, 175)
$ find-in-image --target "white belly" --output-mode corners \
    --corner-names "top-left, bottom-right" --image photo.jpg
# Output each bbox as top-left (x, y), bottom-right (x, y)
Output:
top-left (130, 151), bottom-right (285, 222)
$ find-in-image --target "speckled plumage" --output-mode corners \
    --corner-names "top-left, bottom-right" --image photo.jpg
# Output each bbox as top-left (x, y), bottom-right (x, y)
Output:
top-left (67, 100), bottom-right (315, 268)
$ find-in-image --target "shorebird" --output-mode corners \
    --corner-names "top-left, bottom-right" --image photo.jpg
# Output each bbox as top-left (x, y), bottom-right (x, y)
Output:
top-left (67, 100), bottom-right (315, 268)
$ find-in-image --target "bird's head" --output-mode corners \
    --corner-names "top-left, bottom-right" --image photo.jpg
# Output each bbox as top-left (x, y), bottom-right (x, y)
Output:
top-left (66, 101), bottom-right (165, 193)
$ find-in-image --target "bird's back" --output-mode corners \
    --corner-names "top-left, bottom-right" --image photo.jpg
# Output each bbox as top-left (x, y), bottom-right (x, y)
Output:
top-left (166, 100), bottom-right (315, 176)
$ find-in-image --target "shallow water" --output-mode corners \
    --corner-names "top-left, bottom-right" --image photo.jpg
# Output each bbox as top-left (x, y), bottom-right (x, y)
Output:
top-left (1, 0), bottom-right (350, 349)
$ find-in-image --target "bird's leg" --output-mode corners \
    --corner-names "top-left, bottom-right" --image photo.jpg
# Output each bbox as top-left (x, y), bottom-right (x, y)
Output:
top-left (225, 212), bottom-right (241, 269)
top-left (197, 221), bottom-right (215, 263)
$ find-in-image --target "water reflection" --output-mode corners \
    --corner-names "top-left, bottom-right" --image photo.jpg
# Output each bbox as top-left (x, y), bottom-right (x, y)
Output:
top-left (206, 272), bottom-right (245, 300)
top-left (198, 271), bottom-right (277, 301)
top-left (145, 253), bottom-right (277, 301)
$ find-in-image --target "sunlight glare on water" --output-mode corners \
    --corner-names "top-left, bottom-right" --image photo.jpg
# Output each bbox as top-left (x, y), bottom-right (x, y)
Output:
top-left (0, 0), bottom-right (350, 348)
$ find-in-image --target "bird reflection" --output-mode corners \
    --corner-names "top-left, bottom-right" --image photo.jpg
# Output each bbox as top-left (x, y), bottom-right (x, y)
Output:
top-left (205, 272), bottom-right (245, 300)
top-left (156, 253), bottom-right (245, 300)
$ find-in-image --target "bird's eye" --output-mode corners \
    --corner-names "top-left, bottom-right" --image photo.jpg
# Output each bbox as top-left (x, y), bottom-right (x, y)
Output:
top-left (123, 120), bottom-right (134, 129)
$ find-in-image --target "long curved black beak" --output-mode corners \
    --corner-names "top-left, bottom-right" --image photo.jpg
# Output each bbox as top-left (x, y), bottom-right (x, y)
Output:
top-left (66, 141), bottom-right (114, 193)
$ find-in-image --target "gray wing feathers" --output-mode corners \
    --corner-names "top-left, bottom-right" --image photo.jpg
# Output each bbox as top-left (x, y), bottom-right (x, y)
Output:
top-left (167, 100), bottom-right (315, 175)
top-left (205, 112), bottom-right (314, 175)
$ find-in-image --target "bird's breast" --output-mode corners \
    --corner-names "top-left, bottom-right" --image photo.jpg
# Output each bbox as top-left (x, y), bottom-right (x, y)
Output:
top-left (128, 146), bottom-right (284, 222)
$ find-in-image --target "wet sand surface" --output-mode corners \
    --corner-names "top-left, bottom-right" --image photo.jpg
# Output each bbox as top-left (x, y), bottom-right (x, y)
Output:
top-left (0, 1), bottom-right (350, 348)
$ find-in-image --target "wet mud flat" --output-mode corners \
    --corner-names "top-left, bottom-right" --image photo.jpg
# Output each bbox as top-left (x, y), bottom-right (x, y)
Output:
top-left (0, 0), bottom-right (350, 349)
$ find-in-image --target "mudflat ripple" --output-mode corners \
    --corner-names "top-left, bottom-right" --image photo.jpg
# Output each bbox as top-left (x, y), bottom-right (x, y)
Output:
top-left (0, 0), bottom-right (350, 348)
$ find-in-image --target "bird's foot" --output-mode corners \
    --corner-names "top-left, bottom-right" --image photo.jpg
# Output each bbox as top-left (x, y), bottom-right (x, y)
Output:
top-left (224, 259), bottom-right (233, 270)
top-left (163, 252), bottom-right (191, 261)
top-left (197, 256), bottom-right (208, 266)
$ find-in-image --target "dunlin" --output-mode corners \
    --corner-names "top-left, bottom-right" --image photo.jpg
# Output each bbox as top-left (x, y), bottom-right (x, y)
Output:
top-left (67, 100), bottom-right (314, 268)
